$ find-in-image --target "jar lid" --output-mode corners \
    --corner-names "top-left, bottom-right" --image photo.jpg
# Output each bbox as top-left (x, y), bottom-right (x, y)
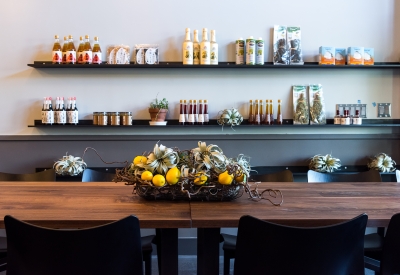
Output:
top-left (98, 112), bottom-right (107, 115)
top-left (109, 112), bottom-right (119, 115)
top-left (93, 112), bottom-right (102, 115)
top-left (120, 112), bottom-right (132, 115)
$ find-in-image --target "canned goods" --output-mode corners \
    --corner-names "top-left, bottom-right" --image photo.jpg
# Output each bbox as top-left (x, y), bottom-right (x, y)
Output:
top-left (256, 38), bottom-right (264, 65)
top-left (98, 112), bottom-right (108, 126)
top-left (235, 38), bottom-right (245, 65)
top-left (246, 36), bottom-right (255, 65)
top-left (109, 112), bottom-right (120, 126)
top-left (120, 112), bottom-right (132, 125)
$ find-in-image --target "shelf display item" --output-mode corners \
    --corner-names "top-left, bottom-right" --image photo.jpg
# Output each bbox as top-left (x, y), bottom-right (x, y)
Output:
top-left (210, 30), bottom-right (218, 65)
top-left (204, 100), bottom-right (209, 125)
top-left (273, 25), bottom-right (289, 65)
top-left (334, 110), bottom-right (341, 125)
top-left (352, 110), bottom-right (362, 125)
top-left (309, 84), bottom-right (326, 125)
top-left (248, 100), bottom-right (254, 124)
top-left (293, 85), bottom-right (309, 125)
top-left (347, 47), bottom-right (364, 65)
top-left (107, 45), bottom-right (130, 64)
top-left (335, 48), bottom-right (346, 65)
top-left (254, 99), bottom-right (260, 125)
top-left (264, 100), bottom-right (271, 125)
top-left (246, 36), bottom-right (255, 65)
top-left (66, 35), bottom-right (76, 64)
top-left (41, 97), bottom-right (53, 125)
top-left (309, 154), bottom-right (341, 173)
top-left (200, 28), bottom-right (210, 65)
top-left (287, 27), bottom-right (303, 65)
top-left (364, 48), bottom-right (374, 65)
top-left (92, 37), bottom-right (102, 64)
top-left (198, 100), bottom-right (205, 125)
top-left (120, 112), bottom-right (132, 126)
top-left (236, 38), bottom-right (245, 65)
top-left (255, 38), bottom-right (264, 65)
top-left (319, 46), bottom-right (335, 65)
top-left (77, 36), bottom-right (84, 64)
top-left (193, 30), bottom-right (200, 65)
top-left (259, 99), bottom-right (264, 122)
top-left (269, 99), bottom-right (274, 124)
top-left (52, 35), bottom-right (62, 64)
top-left (277, 99), bottom-right (283, 124)
top-left (179, 100), bottom-right (186, 125)
top-left (55, 97), bottom-right (66, 125)
top-left (367, 153), bottom-right (396, 173)
top-left (341, 110), bottom-right (351, 125)
top-left (66, 97), bottom-right (78, 125)
top-left (182, 28), bottom-right (193, 65)
top-left (83, 35), bottom-right (93, 64)
top-left (134, 44), bottom-right (159, 65)
top-left (62, 36), bottom-right (68, 64)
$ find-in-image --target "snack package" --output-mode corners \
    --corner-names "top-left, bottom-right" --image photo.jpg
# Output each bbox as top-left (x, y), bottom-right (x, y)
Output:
top-left (347, 47), bottom-right (364, 65)
top-left (287, 27), bottom-right (304, 65)
top-left (309, 84), bottom-right (326, 125)
top-left (319, 47), bottom-right (335, 65)
top-left (293, 85), bottom-right (309, 125)
top-left (335, 48), bottom-right (346, 65)
top-left (107, 45), bottom-right (130, 64)
top-left (364, 48), bottom-right (374, 65)
top-left (134, 44), bottom-right (159, 65)
top-left (273, 25), bottom-right (289, 65)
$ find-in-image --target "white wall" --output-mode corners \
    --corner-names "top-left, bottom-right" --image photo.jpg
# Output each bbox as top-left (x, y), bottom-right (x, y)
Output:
top-left (0, 0), bottom-right (399, 135)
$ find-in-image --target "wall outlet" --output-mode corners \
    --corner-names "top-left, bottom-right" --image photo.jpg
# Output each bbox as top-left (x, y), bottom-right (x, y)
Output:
top-left (336, 104), bottom-right (367, 118)
top-left (377, 103), bottom-right (391, 117)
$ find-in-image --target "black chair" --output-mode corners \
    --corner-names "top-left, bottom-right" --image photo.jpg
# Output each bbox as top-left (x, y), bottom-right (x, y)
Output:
top-left (365, 213), bottom-right (400, 275)
top-left (0, 169), bottom-right (56, 272)
top-left (82, 168), bottom-right (154, 275)
top-left (220, 170), bottom-right (293, 275)
top-left (4, 215), bottom-right (143, 275)
top-left (234, 214), bottom-right (368, 275)
top-left (307, 169), bottom-right (384, 261)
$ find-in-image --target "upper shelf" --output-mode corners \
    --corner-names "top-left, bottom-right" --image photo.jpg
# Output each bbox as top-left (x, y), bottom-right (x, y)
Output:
top-left (28, 61), bottom-right (400, 69)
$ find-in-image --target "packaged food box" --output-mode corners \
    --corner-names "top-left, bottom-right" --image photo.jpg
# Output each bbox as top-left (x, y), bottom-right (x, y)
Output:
top-left (335, 48), bottom-right (346, 65)
top-left (364, 48), bottom-right (374, 65)
top-left (319, 47), bottom-right (335, 65)
top-left (347, 47), bottom-right (364, 65)
top-left (309, 84), bottom-right (326, 125)
top-left (293, 85), bottom-right (309, 125)
top-left (287, 27), bottom-right (304, 65)
top-left (134, 44), bottom-right (159, 65)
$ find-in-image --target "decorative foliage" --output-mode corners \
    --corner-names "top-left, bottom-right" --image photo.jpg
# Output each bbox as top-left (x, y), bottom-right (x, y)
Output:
top-left (217, 108), bottom-right (243, 128)
top-left (192, 141), bottom-right (227, 173)
top-left (309, 154), bottom-right (341, 173)
top-left (144, 143), bottom-right (179, 175)
top-left (149, 93), bottom-right (168, 109)
top-left (367, 153), bottom-right (396, 173)
top-left (53, 154), bottom-right (87, 176)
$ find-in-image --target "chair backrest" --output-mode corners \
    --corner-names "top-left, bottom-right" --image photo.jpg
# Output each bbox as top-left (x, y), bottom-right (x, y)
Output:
top-left (307, 169), bottom-right (382, 183)
top-left (234, 214), bottom-right (368, 275)
top-left (5, 215), bottom-right (143, 275)
top-left (0, 169), bottom-right (56, 181)
top-left (81, 168), bottom-right (115, 182)
top-left (380, 213), bottom-right (400, 275)
top-left (250, 170), bottom-right (293, 182)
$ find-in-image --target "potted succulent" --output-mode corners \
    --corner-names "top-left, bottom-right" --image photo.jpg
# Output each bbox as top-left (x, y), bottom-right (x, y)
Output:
top-left (149, 96), bottom-right (168, 122)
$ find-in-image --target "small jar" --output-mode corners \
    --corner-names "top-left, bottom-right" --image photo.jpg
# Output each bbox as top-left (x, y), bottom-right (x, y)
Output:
top-left (110, 112), bottom-right (120, 126)
top-left (120, 112), bottom-right (132, 125)
top-left (98, 112), bottom-right (108, 126)
top-left (93, 112), bottom-right (100, 125)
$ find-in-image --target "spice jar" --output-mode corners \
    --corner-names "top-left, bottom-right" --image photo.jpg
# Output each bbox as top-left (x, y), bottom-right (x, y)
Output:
top-left (120, 112), bottom-right (132, 125)
top-left (93, 112), bottom-right (100, 125)
top-left (98, 112), bottom-right (108, 126)
top-left (110, 112), bottom-right (120, 126)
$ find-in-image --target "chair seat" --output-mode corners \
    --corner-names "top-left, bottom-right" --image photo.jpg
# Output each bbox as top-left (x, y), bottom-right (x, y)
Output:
top-left (141, 235), bottom-right (154, 252)
top-left (364, 233), bottom-right (384, 251)
top-left (221, 233), bottom-right (237, 251)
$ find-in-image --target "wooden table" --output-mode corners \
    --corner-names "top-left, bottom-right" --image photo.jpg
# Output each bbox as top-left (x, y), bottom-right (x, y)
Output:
top-left (0, 182), bottom-right (192, 275)
top-left (191, 182), bottom-right (400, 275)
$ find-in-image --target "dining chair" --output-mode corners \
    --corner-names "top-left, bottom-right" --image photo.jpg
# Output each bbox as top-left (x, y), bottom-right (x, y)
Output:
top-left (234, 214), bottom-right (368, 275)
top-left (0, 169), bottom-right (56, 272)
top-left (81, 168), bottom-right (154, 275)
top-left (396, 170), bottom-right (400, 182)
top-left (4, 215), bottom-right (143, 275)
top-left (365, 213), bottom-right (400, 275)
top-left (220, 169), bottom-right (293, 275)
top-left (307, 169), bottom-right (384, 262)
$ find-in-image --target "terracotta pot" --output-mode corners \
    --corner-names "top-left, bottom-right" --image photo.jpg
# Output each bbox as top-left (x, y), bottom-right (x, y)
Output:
top-left (149, 108), bottom-right (168, 121)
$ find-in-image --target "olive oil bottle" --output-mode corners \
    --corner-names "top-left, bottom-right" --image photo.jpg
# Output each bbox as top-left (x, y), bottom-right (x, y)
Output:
top-left (92, 36), bottom-right (102, 64)
top-left (193, 30), bottom-right (200, 65)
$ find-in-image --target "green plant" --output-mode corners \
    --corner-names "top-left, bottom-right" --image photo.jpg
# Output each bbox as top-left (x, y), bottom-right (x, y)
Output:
top-left (150, 94), bottom-right (168, 110)
top-left (53, 154), bottom-right (87, 176)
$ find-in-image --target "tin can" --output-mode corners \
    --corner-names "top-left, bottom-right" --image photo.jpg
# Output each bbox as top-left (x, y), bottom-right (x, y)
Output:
top-left (246, 36), bottom-right (255, 65)
top-left (235, 38), bottom-right (245, 65)
top-left (256, 38), bottom-right (264, 65)
top-left (120, 112), bottom-right (132, 125)
top-left (98, 112), bottom-right (108, 126)
top-left (110, 112), bottom-right (120, 126)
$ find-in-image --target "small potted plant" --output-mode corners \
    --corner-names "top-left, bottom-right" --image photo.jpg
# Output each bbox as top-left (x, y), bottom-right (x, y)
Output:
top-left (149, 95), bottom-right (168, 122)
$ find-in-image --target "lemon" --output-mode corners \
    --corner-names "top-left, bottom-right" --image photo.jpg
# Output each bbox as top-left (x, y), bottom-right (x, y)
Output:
top-left (166, 167), bottom-right (180, 185)
top-left (133, 156), bottom-right (147, 165)
top-left (218, 171), bottom-right (234, 185)
top-left (152, 174), bottom-right (166, 187)
top-left (141, 171), bottom-right (153, 181)
top-left (235, 173), bottom-right (246, 183)
top-left (193, 172), bottom-right (208, 186)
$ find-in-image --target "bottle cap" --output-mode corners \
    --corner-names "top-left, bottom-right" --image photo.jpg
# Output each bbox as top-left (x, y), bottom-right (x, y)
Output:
top-left (199, 99), bottom-right (203, 103)
top-left (184, 99), bottom-right (187, 103)
top-left (278, 99), bottom-right (281, 103)
top-left (180, 99), bottom-right (183, 103)
top-left (85, 35), bottom-right (89, 39)
top-left (55, 35), bottom-right (59, 39)
top-left (204, 100), bottom-right (208, 103)
top-left (94, 36), bottom-right (99, 41)
top-left (68, 35), bottom-right (73, 39)
top-left (64, 36), bottom-right (67, 40)
top-left (248, 36), bottom-right (254, 39)
top-left (258, 37), bottom-right (263, 40)
top-left (194, 30), bottom-right (198, 33)
top-left (238, 37), bottom-right (243, 40)
top-left (249, 99), bottom-right (253, 103)
top-left (203, 28), bottom-right (208, 32)
top-left (185, 28), bottom-right (190, 32)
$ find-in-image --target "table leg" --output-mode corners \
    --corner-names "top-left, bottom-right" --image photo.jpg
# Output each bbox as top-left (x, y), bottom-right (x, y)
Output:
top-left (197, 228), bottom-right (220, 275)
top-left (156, 228), bottom-right (178, 275)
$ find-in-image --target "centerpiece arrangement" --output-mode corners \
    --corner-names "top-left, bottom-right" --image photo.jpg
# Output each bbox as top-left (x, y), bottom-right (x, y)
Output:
top-left (115, 141), bottom-right (282, 203)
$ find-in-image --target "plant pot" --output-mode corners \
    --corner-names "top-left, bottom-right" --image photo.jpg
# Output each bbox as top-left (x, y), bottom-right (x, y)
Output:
top-left (149, 108), bottom-right (168, 121)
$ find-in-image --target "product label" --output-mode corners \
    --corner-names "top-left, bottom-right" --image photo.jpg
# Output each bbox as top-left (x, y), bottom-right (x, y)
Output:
top-left (256, 41), bottom-right (264, 65)
top-left (353, 117), bottom-right (362, 125)
top-left (265, 115), bottom-right (271, 124)
top-left (246, 39), bottom-right (255, 65)
top-left (67, 111), bottom-right (78, 124)
top-left (93, 52), bottom-right (102, 64)
top-left (193, 43), bottom-right (200, 65)
top-left (210, 45), bottom-right (218, 65)
top-left (77, 51), bottom-right (84, 64)
top-left (334, 117), bottom-right (341, 124)
top-left (200, 43), bottom-right (210, 65)
top-left (188, 114), bottom-right (195, 123)
top-left (278, 114), bottom-right (283, 123)
top-left (44, 111), bottom-right (53, 124)
top-left (57, 110), bottom-right (66, 124)
top-left (66, 51), bottom-right (76, 64)
top-left (198, 114), bottom-right (204, 123)
top-left (183, 43), bottom-right (193, 65)
top-left (255, 114), bottom-right (260, 124)
top-left (52, 50), bottom-right (62, 64)
top-left (195, 114), bottom-right (199, 123)
top-left (236, 40), bottom-right (245, 65)
top-left (83, 51), bottom-right (92, 64)
top-left (41, 111), bottom-right (45, 123)
top-left (270, 114), bottom-right (274, 123)
top-left (204, 114), bottom-right (209, 122)
top-left (179, 114), bottom-right (186, 123)
top-left (62, 51), bottom-right (67, 63)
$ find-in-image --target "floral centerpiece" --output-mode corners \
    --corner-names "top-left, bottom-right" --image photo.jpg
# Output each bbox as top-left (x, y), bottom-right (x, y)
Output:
top-left (115, 141), bottom-right (282, 203)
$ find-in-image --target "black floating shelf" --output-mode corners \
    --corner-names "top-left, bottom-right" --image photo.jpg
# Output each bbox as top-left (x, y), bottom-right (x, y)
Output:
top-left (28, 119), bottom-right (400, 128)
top-left (27, 61), bottom-right (400, 69)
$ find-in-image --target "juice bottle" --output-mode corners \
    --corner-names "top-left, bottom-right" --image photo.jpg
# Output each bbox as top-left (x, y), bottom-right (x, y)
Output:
top-left (62, 36), bottom-right (68, 64)
top-left (66, 35), bottom-right (76, 64)
top-left (77, 36), bottom-right (84, 64)
top-left (83, 35), bottom-right (92, 64)
top-left (52, 35), bottom-right (62, 64)
top-left (92, 36), bottom-right (102, 64)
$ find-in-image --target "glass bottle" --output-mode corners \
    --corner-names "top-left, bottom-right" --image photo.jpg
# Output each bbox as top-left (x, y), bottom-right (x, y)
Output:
top-left (248, 100), bottom-right (254, 124)
top-left (182, 28), bottom-right (193, 65)
top-left (52, 35), bottom-right (62, 64)
top-left (193, 30), bottom-right (200, 65)
top-left (59, 97), bottom-right (66, 125)
top-left (198, 99), bottom-right (204, 125)
top-left (62, 36), bottom-right (68, 64)
top-left (277, 99), bottom-right (283, 125)
top-left (269, 100), bottom-right (274, 124)
top-left (200, 28), bottom-right (210, 65)
top-left (41, 97), bottom-right (47, 124)
top-left (204, 99), bottom-right (209, 125)
top-left (47, 97), bottom-right (54, 125)
top-left (193, 99), bottom-right (198, 124)
top-left (265, 99), bottom-right (270, 125)
top-left (188, 99), bottom-right (195, 125)
top-left (353, 110), bottom-right (362, 125)
top-left (92, 36), bottom-right (102, 64)
top-left (210, 30), bottom-right (218, 65)
top-left (334, 110), bottom-right (341, 125)
top-left (179, 99), bottom-right (185, 125)
top-left (66, 35), bottom-right (76, 64)
top-left (66, 97), bottom-right (72, 124)
top-left (254, 99), bottom-right (260, 125)
top-left (259, 99), bottom-right (264, 124)
top-left (73, 97), bottom-right (79, 124)
top-left (77, 36), bottom-right (84, 64)
top-left (184, 99), bottom-right (188, 122)
top-left (54, 97), bottom-right (59, 124)
top-left (83, 35), bottom-right (92, 64)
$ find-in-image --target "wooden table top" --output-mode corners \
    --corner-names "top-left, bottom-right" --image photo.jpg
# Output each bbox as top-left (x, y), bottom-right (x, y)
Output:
top-left (190, 182), bottom-right (400, 228)
top-left (0, 182), bottom-right (191, 229)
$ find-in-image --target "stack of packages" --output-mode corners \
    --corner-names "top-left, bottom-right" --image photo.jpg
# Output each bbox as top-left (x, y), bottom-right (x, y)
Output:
top-left (273, 25), bottom-right (304, 65)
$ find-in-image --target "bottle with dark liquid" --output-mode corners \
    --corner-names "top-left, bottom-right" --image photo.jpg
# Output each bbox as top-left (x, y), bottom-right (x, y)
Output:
top-left (269, 99), bottom-right (274, 124)
top-left (265, 99), bottom-right (270, 125)
top-left (353, 109), bottom-right (362, 125)
top-left (66, 97), bottom-right (72, 124)
top-left (59, 97), bottom-right (66, 125)
top-left (66, 35), bottom-right (76, 64)
top-left (334, 109), bottom-right (341, 125)
top-left (52, 35), bottom-right (62, 64)
top-left (248, 100), bottom-right (254, 124)
top-left (62, 36), bottom-right (68, 64)
top-left (92, 36), bottom-right (102, 64)
top-left (204, 100), bottom-right (209, 125)
top-left (193, 100), bottom-right (198, 124)
top-left (47, 97), bottom-right (54, 125)
top-left (198, 99), bottom-right (204, 125)
top-left (41, 97), bottom-right (47, 124)
top-left (83, 35), bottom-right (93, 64)
top-left (277, 99), bottom-right (283, 124)
top-left (54, 97), bottom-right (59, 124)
top-left (73, 97), bottom-right (78, 125)
top-left (77, 36), bottom-right (84, 64)
top-left (188, 100), bottom-right (195, 125)
top-left (254, 99), bottom-right (260, 125)
top-left (179, 99), bottom-right (186, 125)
